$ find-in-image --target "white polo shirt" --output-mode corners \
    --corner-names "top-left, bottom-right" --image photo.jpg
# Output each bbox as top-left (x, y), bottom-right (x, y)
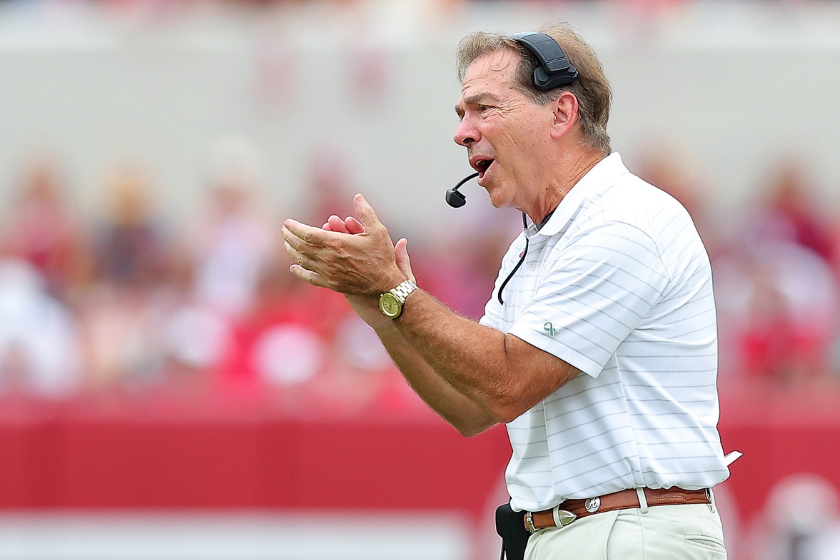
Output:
top-left (480, 153), bottom-right (730, 512)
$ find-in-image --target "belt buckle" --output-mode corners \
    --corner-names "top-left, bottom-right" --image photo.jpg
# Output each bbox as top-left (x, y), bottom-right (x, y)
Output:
top-left (552, 506), bottom-right (577, 528)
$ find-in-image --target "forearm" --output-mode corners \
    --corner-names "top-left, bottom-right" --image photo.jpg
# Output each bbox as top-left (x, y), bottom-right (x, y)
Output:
top-left (375, 322), bottom-right (497, 437)
top-left (281, 203), bottom-right (575, 426)
top-left (392, 290), bottom-right (577, 424)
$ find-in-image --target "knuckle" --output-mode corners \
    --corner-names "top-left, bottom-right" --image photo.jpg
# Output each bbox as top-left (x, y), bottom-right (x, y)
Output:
top-left (333, 244), bottom-right (350, 259)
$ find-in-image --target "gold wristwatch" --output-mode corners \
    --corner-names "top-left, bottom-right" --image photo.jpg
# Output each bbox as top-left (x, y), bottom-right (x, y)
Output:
top-left (378, 280), bottom-right (418, 319)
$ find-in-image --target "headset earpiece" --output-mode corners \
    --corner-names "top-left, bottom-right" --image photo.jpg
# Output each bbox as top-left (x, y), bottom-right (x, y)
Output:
top-left (509, 32), bottom-right (578, 91)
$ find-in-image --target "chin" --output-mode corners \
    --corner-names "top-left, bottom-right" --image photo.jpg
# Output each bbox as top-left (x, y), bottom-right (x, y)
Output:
top-left (486, 186), bottom-right (514, 209)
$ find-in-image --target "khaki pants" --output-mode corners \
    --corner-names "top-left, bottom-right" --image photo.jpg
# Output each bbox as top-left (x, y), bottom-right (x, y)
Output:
top-left (524, 503), bottom-right (728, 560)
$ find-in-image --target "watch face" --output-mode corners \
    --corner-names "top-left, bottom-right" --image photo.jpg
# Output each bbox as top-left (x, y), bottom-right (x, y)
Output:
top-left (379, 293), bottom-right (402, 318)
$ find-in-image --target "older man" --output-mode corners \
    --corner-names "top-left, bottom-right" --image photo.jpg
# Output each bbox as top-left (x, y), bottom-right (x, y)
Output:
top-left (283, 22), bottom-right (736, 560)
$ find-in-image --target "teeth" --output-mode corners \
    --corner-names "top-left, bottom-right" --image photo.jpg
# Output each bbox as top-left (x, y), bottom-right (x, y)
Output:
top-left (473, 159), bottom-right (492, 173)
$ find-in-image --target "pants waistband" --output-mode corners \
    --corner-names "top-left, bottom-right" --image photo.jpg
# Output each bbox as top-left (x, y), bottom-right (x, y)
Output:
top-left (525, 487), bottom-right (710, 532)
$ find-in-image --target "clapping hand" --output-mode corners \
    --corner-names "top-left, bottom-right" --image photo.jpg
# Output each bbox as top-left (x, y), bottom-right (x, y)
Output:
top-left (282, 194), bottom-right (415, 330)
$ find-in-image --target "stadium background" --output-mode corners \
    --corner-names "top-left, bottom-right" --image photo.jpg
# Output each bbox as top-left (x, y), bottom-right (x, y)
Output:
top-left (1, 0), bottom-right (840, 558)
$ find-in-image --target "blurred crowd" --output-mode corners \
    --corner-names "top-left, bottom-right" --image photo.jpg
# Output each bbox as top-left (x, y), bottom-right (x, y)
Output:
top-left (1, 141), bottom-right (840, 413)
top-left (0, 140), bottom-right (514, 415)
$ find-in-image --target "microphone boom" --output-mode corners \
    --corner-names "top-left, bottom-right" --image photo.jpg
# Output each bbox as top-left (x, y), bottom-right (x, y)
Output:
top-left (446, 172), bottom-right (479, 208)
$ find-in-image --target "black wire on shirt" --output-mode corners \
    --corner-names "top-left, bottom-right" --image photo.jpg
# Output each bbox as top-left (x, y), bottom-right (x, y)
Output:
top-left (497, 209), bottom-right (558, 305)
top-left (497, 213), bottom-right (529, 305)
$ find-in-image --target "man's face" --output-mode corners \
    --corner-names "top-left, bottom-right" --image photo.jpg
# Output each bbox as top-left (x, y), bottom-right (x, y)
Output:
top-left (454, 49), bottom-right (554, 210)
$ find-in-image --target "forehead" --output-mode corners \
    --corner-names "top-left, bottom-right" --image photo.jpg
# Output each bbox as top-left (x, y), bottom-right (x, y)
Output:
top-left (460, 48), bottom-right (521, 97)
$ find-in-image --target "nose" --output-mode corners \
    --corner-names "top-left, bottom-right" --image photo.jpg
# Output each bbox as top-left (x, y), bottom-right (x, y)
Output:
top-left (454, 115), bottom-right (480, 147)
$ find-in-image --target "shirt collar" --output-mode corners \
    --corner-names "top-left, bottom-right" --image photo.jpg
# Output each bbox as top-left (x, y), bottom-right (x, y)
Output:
top-left (527, 152), bottom-right (628, 239)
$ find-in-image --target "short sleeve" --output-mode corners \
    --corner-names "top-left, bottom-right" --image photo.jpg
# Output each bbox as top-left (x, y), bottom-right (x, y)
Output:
top-left (479, 294), bottom-right (502, 330)
top-left (507, 221), bottom-right (670, 377)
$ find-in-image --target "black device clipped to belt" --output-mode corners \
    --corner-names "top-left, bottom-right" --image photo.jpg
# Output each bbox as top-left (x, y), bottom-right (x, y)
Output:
top-left (495, 503), bottom-right (531, 560)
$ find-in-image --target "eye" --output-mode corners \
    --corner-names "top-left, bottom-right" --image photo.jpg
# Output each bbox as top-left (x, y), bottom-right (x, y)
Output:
top-left (478, 104), bottom-right (496, 118)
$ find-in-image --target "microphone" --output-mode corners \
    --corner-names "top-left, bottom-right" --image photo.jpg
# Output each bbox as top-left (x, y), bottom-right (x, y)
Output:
top-left (445, 172), bottom-right (479, 208)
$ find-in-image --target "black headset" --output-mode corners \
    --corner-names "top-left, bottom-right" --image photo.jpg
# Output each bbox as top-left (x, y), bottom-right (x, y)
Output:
top-left (509, 31), bottom-right (579, 91)
top-left (445, 32), bottom-right (579, 304)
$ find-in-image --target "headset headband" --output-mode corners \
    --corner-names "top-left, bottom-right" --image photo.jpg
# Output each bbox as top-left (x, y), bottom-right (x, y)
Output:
top-left (510, 32), bottom-right (578, 91)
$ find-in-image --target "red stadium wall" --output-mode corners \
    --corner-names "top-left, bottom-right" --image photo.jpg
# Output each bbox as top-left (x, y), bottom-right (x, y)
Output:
top-left (1, 385), bottom-right (838, 543)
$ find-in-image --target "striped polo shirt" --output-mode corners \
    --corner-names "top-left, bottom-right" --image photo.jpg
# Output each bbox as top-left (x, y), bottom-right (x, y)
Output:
top-left (480, 152), bottom-right (730, 512)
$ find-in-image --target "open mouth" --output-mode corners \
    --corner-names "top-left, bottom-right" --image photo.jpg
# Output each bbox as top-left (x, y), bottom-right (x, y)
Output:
top-left (471, 158), bottom-right (495, 178)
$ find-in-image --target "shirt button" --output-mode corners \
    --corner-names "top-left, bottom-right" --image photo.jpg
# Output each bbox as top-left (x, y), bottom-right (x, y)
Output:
top-left (530, 263), bottom-right (536, 271)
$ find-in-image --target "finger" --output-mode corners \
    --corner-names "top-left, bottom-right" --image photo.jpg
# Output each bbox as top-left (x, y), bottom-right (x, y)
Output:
top-left (283, 223), bottom-right (337, 260)
top-left (344, 217), bottom-right (364, 235)
top-left (283, 219), bottom-right (329, 247)
top-left (353, 194), bottom-right (380, 231)
top-left (285, 240), bottom-right (328, 279)
top-left (327, 215), bottom-right (350, 233)
top-left (288, 264), bottom-right (331, 289)
top-left (282, 227), bottom-right (313, 258)
top-left (283, 240), bottom-right (314, 270)
top-left (395, 238), bottom-right (416, 284)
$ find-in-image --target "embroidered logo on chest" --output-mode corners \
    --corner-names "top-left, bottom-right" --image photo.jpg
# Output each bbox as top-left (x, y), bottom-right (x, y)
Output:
top-left (543, 322), bottom-right (557, 337)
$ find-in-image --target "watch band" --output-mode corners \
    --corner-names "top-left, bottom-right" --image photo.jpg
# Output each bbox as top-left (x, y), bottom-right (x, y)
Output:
top-left (389, 280), bottom-right (418, 303)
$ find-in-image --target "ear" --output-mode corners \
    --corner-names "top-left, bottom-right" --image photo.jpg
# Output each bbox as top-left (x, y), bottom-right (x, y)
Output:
top-left (550, 92), bottom-right (579, 140)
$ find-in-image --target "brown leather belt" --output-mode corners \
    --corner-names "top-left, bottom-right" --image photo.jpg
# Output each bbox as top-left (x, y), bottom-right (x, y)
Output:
top-left (526, 487), bottom-right (710, 532)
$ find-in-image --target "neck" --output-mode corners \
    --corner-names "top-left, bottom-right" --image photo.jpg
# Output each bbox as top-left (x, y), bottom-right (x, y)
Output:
top-left (527, 149), bottom-right (605, 224)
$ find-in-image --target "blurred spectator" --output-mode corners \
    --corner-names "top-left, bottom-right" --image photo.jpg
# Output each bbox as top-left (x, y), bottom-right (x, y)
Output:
top-left (76, 161), bottom-right (169, 390)
top-left (0, 258), bottom-right (82, 398)
top-left (189, 137), bottom-right (273, 318)
top-left (86, 231), bottom-right (230, 393)
top-left (160, 268), bottom-right (232, 383)
top-left (0, 156), bottom-right (91, 299)
top-left (75, 283), bottom-right (168, 390)
top-left (215, 236), bottom-right (351, 407)
top-left (745, 474), bottom-right (840, 560)
top-left (714, 241), bottom-right (838, 386)
top-left (745, 159), bottom-right (836, 261)
top-left (92, 162), bottom-right (166, 289)
top-left (713, 157), bottom-right (840, 386)
top-left (309, 311), bottom-right (399, 415)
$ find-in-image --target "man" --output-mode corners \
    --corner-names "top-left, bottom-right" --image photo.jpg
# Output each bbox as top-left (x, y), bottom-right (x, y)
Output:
top-left (283, 22), bottom-right (736, 560)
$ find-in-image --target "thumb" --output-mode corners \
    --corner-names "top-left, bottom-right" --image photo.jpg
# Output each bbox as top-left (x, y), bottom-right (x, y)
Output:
top-left (353, 194), bottom-right (380, 230)
top-left (395, 238), bottom-right (416, 284)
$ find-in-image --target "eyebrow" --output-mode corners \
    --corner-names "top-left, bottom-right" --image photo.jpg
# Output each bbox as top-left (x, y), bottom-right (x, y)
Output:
top-left (455, 92), bottom-right (501, 118)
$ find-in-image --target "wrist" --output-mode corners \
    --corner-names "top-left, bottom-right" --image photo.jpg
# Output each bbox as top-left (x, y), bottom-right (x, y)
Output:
top-left (378, 280), bottom-right (418, 320)
top-left (373, 319), bottom-right (401, 336)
